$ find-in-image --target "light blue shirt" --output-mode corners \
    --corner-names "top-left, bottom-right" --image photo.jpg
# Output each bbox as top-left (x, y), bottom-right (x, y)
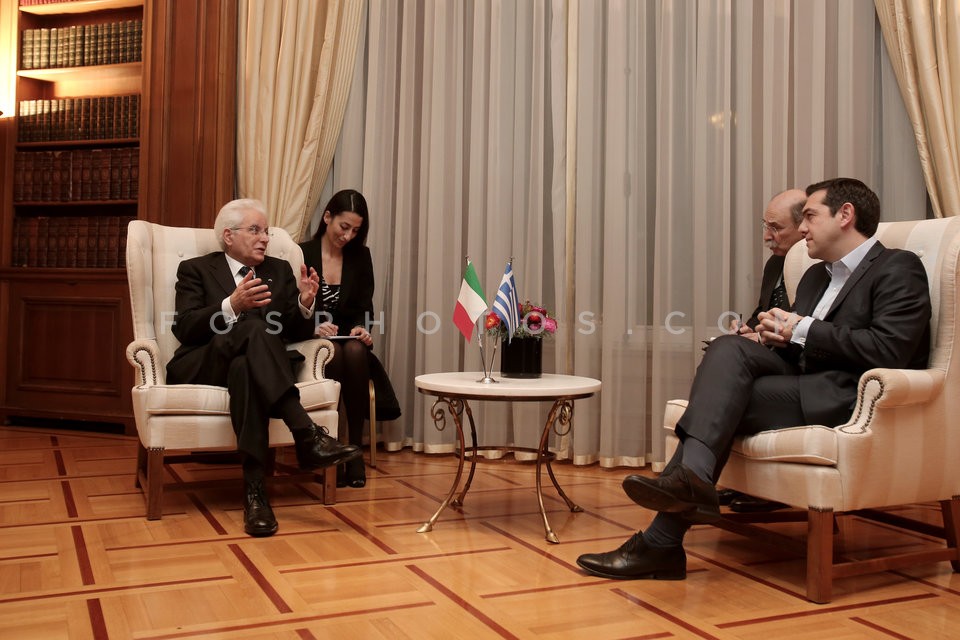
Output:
top-left (791, 236), bottom-right (879, 346)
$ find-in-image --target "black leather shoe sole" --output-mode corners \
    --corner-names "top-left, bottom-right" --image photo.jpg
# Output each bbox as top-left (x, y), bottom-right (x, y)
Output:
top-left (622, 475), bottom-right (721, 523)
top-left (729, 496), bottom-right (788, 513)
top-left (244, 519), bottom-right (278, 537)
top-left (575, 557), bottom-right (685, 580)
top-left (717, 488), bottom-right (743, 506)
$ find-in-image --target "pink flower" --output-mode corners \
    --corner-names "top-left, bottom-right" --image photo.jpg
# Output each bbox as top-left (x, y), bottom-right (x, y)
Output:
top-left (543, 317), bottom-right (557, 334)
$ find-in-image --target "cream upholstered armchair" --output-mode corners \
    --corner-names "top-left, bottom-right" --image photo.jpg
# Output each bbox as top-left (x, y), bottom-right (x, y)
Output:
top-left (125, 221), bottom-right (341, 519)
top-left (664, 217), bottom-right (960, 603)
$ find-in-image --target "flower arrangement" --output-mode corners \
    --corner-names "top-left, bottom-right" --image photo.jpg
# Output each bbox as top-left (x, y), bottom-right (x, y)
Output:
top-left (485, 300), bottom-right (558, 340)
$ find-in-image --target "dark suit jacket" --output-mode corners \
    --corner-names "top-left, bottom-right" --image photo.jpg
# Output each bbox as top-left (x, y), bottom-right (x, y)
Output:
top-left (166, 252), bottom-right (315, 384)
top-left (785, 242), bottom-right (931, 426)
top-left (299, 240), bottom-right (375, 333)
top-left (745, 254), bottom-right (786, 328)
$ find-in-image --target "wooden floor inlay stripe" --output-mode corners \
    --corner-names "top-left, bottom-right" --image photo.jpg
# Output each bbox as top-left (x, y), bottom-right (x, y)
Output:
top-left (327, 506), bottom-right (398, 554)
top-left (850, 616), bottom-right (915, 639)
top-left (87, 598), bottom-right (108, 639)
top-left (407, 564), bottom-right (519, 639)
top-left (187, 492), bottom-right (229, 535)
top-left (715, 593), bottom-right (939, 628)
top-left (72, 524), bottom-right (95, 585)
top-left (613, 588), bottom-right (721, 640)
top-left (228, 543), bottom-right (292, 614)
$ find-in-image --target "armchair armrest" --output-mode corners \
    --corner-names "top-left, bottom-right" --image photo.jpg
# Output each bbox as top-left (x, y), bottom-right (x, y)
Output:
top-left (126, 340), bottom-right (164, 387)
top-left (287, 338), bottom-right (335, 381)
top-left (839, 367), bottom-right (945, 435)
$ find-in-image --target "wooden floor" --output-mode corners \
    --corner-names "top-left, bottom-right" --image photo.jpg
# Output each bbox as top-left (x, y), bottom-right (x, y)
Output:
top-left (1, 425), bottom-right (959, 639)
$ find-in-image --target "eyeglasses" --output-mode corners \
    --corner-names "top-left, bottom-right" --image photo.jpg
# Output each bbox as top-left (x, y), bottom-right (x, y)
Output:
top-left (760, 220), bottom-right (785, 237)
top-left (231, 225), bottom-right (270, 237)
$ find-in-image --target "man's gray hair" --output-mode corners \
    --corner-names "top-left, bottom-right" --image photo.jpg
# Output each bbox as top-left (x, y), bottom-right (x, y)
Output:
top-left (214, 199), bottom-right (267, 250)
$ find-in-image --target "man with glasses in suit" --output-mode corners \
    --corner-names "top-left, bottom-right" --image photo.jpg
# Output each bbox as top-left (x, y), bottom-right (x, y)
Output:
top-left (166, 198), bottom-right (360, 537)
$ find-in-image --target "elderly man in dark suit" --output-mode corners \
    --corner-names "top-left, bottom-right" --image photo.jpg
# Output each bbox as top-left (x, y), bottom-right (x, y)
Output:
top-left (577, 178), bottom-right (931, 580)
top-left (741, 188), bottom-right (807, 329)
top-left (722, 188), bottom-right (806, 513)
top-left (166, 198), bottom-right (360, 537)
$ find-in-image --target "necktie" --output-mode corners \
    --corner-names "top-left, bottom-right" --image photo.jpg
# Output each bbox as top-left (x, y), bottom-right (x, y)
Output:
top-left (770, 277), bottom-right (788, 310)
top-left (238, 266), bottom-right (253, 278)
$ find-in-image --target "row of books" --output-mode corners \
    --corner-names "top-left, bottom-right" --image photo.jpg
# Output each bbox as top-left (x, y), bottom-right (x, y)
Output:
top-left (18, 94), bottom-right (140, 143)
top-left (13, 147), bottom-right (139, 203)
top-left (11, 215), bottom-right (136, 269)
top-left (20, 20), bottom-right (142, 70)
top-left (19, 0), bottom-right (90, 4)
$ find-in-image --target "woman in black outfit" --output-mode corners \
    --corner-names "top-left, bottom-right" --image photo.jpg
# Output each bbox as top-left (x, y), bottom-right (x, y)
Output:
top-left (300, 189), bottom-right (399, 487)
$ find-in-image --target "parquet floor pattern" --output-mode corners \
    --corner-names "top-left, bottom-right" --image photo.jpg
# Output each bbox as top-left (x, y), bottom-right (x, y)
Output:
top-left (1, 424), bottom-right (959, 639)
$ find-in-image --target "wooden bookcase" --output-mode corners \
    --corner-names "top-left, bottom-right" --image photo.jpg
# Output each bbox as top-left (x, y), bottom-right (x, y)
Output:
top-left (0, 0), bottom-right (236, 434)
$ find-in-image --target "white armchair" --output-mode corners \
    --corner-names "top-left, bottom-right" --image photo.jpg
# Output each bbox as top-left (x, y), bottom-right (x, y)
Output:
top-left (664, 217), bottom-right (960, 603)
top-left (125, 220), bottom-right (341, 519)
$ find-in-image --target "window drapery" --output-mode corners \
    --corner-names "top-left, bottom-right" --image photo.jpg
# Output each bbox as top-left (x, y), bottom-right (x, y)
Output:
top-left (236, 0), bottom-right (363, 236)
top-left (310, 0), bottom-right (927, 466)
top-left (875, 0), bottom-right (960, 219)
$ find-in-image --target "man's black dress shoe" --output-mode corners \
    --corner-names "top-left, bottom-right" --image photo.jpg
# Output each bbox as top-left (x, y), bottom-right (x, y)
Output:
top-left (293, 424), bottom-right (362, 470)
top-left (622, 464), bottom-right (720, 523)
top-left (576, 531), bottom-right (686, 580)
top-left (243, 479), bottom-right (278, 537)
top-left (729, 494), bottom-right (788, 513)
top-left (717, 488), bottom-right (744, 506)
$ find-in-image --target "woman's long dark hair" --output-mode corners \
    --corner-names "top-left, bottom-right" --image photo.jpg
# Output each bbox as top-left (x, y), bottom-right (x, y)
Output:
top-left (313, 189), bottom-right (370, 252)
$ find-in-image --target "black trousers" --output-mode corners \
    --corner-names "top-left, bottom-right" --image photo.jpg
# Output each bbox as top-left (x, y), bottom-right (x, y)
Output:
top-left (673, 334), bottom-right (806, 477)
top-left (167, 316), bottom-right (300, 461)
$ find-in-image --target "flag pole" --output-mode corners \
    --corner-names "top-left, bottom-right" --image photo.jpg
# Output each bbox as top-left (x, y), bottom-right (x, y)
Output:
top-left (476, 316), bottom-right (495, 384)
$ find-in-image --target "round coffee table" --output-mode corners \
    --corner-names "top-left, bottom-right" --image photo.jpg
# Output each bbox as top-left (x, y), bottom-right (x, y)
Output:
top-left (414, 371), bottom-right (602, 543)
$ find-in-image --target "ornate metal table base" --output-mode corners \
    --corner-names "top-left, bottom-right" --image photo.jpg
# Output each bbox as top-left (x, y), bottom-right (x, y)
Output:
top-left (417, 395), bottom-right (582, 543)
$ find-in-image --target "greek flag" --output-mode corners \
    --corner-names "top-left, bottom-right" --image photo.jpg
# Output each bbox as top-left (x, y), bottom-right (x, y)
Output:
top-left (492, 261), bottom-right (521, 342)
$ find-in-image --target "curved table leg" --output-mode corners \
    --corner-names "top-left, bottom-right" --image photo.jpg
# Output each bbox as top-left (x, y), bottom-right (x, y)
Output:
top-left (536, 397), bottom-right (582, 543)
top-left (452, 399), bottom-right (479, 507)
top-left (418, 397), bottom-right (467, 533)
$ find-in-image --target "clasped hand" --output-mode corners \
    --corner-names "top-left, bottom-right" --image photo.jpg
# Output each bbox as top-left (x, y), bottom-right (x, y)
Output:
top-left (755, 307), bottom-right (802, 347)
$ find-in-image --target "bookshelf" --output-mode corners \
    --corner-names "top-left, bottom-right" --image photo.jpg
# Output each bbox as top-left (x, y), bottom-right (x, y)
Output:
top-left (0, 0), bottom-right (144, 431)
top-left (0, 0), bottom-right (237, 434)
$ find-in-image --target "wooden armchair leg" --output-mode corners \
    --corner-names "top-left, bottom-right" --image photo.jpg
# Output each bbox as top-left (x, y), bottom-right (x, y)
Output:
top-left (807, 507), bottom-right (835, 604)
top-left (135, 441), bottom-right (147, 489)
top-left (369, 379), bottom-right (377, 468)
top-left (322, 466), bottom-right (336, 505)
top-left (942, 496), bottom-right (960, 572)
top-left (144, 447), bottom-right (165, 520)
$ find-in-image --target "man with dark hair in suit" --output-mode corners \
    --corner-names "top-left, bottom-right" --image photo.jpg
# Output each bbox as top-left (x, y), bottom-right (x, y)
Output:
top-left (577, 178), bottom-right (931, 581)
top-left (166, 198), bottom-right (361, 537)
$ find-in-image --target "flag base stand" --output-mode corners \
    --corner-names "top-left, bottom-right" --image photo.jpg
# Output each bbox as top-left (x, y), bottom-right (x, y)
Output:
top-left (475, 325), bottom-right (499, 384)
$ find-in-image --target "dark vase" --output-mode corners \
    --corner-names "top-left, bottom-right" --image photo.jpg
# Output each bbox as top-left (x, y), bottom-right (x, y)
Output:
top-left (500, 337), bottom-right (543, 378)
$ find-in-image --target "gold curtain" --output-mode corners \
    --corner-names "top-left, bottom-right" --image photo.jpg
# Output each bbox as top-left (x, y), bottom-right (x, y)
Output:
top-left (876, 0), bottom-right (960, 217)
top-left (236, 0), bottom-right (364, 238)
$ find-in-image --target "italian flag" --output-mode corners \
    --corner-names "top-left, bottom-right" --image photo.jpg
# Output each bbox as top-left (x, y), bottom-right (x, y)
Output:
top-left (453, 261), bottom-right (487, 341)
